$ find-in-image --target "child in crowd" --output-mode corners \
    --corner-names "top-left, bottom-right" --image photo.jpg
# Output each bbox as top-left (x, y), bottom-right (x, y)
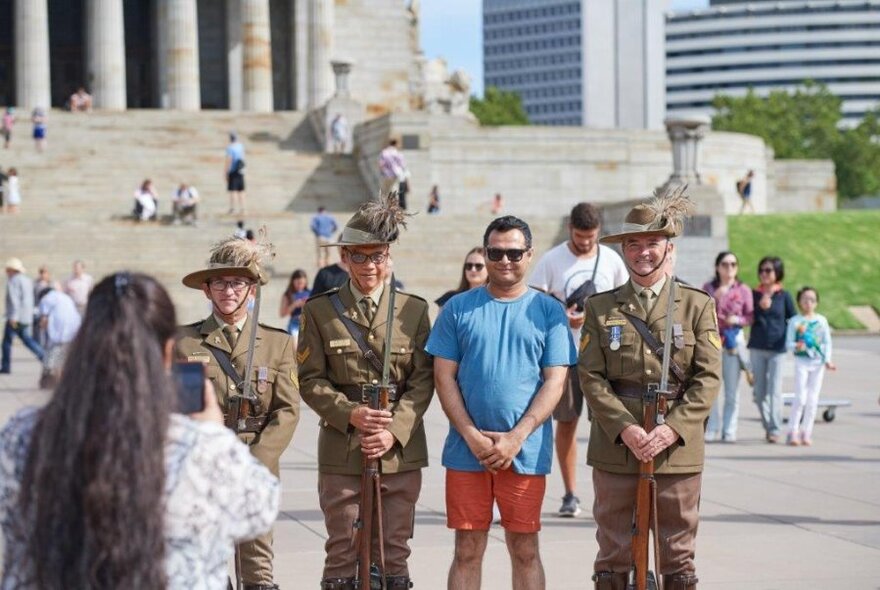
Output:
top-left (785, 286), bottom-right (836, 446)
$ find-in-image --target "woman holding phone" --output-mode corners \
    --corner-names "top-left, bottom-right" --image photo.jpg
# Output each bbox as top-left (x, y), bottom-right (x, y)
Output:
top-left (0, 272), bottom-right (279, 589)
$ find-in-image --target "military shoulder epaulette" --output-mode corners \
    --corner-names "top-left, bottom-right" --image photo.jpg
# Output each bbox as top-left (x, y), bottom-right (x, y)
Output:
top-left (180, 320), bottom-right (202, 328)
top-left (307, 287), bottom-right (341, 301)
top-left (588, 285), bottom-right (622, 300)
top-left (394, 288), bottom-right (427, 303)
top-left (677, 282), bottom-right (710, 297)
top-left (258, 322), bottom-right (290, 335)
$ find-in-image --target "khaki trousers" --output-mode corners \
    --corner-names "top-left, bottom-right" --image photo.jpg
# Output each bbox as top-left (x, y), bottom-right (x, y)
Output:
top-left (318, 470), bottom-right (422, 578)
top-left (237, 531), bottom-right (274, 585)
top-left (592, 469), bottom-right (702, 576)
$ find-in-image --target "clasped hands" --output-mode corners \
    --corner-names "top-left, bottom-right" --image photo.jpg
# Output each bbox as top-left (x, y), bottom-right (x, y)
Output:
top-left (468, 430), bottom-right (524, 474)
top-left (350, 406), bottom-right (395, 460)
top-left (620, 423), bottom-right (679, 463)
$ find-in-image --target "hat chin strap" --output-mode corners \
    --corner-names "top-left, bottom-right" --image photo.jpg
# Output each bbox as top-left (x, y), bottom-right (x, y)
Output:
top-left (211, 289), bottom-right (252, 320)
top-left (626, 244), bottom-right (669, 279)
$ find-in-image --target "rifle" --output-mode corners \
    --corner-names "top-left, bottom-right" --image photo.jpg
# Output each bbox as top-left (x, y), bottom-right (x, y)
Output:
top-left (353, 278), bottom-right (398, 590)
top-left (628, 281), bottom-right (676, 590)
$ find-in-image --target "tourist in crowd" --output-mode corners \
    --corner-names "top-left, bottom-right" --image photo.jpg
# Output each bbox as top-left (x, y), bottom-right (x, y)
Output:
top-left (171, 182), bottom-right (199, 226)
top-left (378, 139), bottom-right (408, 199)
top-left (0, 166), bottom-right (6, 210)
top-left (529, 202), bottom-right (628, 518)
top-left (785, 286), bottom-right (836, 447)
top-left (225, 132), bottom-right (246, 215)
top-left (737, 170), bottom-right (755, 214)
top-left (330, 113), bottom-right (349, 153)
top-left (748, 256), bottom-right (796, 443)
top-left (32, 265), bottom-right (55, 348)
top-left (133, 178), bottom-right (158, 222)
top-left (310, 254), bottom-right (349, 296)
top-left (310, 206), bottom-right (338, 268)
top-left (435, 247), bottom-right (488, 309)
top-left (703, 251), bottom-right (754, 443)
top-left (69, 87), bottom-right (93, 112)
top-left (427, 185), bottom-right (441, 214)
top-left (0, 272), bottom-right (279, 588)
top-left (35, 285), bottom-right (81, 389)
top-left (1, 258), bottom-right (45, 374)
top-left (3, 168), bottom-right (20, 214)
top-left (2, 107), bottom-right (14, 149)
top-left (31, 108), bottom-right (47, 152)
top-left (280, 269), bottom-right (310, 348)
top-left (490, 193), bottom-right (504, 215)
top-left (63, 260), bottom-right (94, 317)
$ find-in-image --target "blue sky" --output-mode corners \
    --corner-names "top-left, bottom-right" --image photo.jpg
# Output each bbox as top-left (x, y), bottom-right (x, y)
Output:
top-left (420, 0), bottom-right (709, 97)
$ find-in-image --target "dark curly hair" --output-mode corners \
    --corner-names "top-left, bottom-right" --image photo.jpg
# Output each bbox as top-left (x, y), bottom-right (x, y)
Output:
top-left (20, 272), bottom-right (176, 589)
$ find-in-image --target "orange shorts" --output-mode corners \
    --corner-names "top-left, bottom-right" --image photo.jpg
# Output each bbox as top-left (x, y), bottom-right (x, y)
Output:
top-left (445, 468), bottom-right (546, 533)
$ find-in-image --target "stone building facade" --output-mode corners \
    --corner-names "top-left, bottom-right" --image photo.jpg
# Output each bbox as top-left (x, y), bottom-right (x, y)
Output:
top-left (0, 0), bottom-right (419, 113)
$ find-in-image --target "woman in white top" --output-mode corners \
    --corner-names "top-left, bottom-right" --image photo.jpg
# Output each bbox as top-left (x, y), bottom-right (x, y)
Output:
top-left (0, 272), bottom-right (279, 589)
top-left (4, 167), bottom-right (20, 214)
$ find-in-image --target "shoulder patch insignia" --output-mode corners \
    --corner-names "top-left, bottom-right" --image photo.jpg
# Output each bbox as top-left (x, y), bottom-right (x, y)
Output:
top-left (290, 369), bottom-right (299, 389)
top-left (579, 331), bottom-right (591, 353)
top-left (708, 331), bottom-right (722, 350)
top-left (297, 346), bottom-right (311, 365)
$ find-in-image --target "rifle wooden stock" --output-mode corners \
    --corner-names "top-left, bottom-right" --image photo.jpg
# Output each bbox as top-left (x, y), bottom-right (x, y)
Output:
top-left (354, 384), bottom-right (392, 590)
top-left (224, 395), bottom-right (257, 433)
top-left (629, 385), bottom-right (660, 590)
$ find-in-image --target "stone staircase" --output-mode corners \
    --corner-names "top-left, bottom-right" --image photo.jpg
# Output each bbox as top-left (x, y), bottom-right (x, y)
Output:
top-left (0, 110), bottom-right (568, 325)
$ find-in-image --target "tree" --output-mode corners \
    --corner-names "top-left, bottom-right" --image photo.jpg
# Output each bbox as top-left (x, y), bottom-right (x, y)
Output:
top-left (712, 82), bottom-right (880, 199)
top-left (469, 86), bottom-right (529, 126)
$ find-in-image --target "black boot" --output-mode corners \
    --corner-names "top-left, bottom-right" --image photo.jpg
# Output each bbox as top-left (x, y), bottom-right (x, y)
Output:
top-left (663, 573), bottom-right (698, 590)
top-left (385, 576), bottom-right (413, 589)
top-left (243, 585), bottom-right (280, 590)
top-left (319, 578), bottom-right (356, 590)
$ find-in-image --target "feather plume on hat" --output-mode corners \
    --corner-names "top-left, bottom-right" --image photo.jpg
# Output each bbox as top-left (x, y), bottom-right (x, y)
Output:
top-left (645, 183), bottom-right (695, 237)
top-left (358, 191), bottom-right (413, 243)
top-left (182, 226), bottom-right (275, 288)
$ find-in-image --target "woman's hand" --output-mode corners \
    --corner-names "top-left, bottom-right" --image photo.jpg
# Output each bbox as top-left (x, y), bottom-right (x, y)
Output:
top-left (190, 379), bottom-right (223, 425)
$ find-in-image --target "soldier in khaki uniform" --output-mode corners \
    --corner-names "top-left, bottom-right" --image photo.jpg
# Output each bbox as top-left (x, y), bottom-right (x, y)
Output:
top-left (578, 187), bottom-right (721, 590)
top-left (298, 196), bottom-right (433, 590)
top-left (177, 237), bottom-right (300, 590)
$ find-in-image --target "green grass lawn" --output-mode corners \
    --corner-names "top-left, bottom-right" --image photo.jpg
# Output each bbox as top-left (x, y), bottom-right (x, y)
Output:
top-left (728, 210), bottom-right (880, 329)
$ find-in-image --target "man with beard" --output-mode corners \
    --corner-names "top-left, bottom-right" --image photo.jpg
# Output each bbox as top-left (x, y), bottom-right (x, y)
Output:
top-left (529, 202), bottom-right (627, 518)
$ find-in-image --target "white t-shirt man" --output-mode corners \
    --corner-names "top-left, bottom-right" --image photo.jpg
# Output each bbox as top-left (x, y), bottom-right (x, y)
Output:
top-left (529, 242), bottom-right (628, 341)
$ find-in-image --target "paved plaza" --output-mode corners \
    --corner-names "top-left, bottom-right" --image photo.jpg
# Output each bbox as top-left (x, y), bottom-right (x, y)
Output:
top-left (0, 336), bottom-right (878, 589)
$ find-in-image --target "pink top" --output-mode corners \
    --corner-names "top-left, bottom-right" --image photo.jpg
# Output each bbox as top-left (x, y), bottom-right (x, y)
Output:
top-left (702, 280), bottom-right (754, 328)
top-left (2, 114), bottom-right (13, 131)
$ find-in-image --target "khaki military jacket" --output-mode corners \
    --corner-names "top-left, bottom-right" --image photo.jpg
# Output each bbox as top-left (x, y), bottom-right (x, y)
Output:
top-left (177, 314), bottom-right (300, 475)
top-left (578, 279), bottom-right (721, 475)
top-left (297, 282), bottom-right (433, 476)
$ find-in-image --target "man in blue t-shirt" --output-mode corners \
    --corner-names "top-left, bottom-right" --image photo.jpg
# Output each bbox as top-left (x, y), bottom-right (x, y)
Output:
top-left (426, 215), bottom-right (576, 590)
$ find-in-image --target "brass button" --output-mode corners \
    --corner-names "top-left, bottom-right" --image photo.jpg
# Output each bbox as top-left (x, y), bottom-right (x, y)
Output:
top-left (336, 348), bottom-right (342, 354)
top-left (230, 383), bottom-right (237, 390)
top-left (368, 334), bottom-right (375, 340)
top-left (645, 369), bottom-right (653, 375)
top-left (646, 349), bottom-right (652, 355)
top-left (400, 347), bottom-right (406, 353)
top-left (371, 379), bottom-right (378, 385)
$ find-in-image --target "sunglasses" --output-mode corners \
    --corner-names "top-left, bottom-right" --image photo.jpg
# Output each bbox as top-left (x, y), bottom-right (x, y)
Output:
top-left (486, 248), bottom-right (528, 262)
top-left (346, 250), bottom-right (388, 265)
top-left (464, 263), bottom-right (485, 271)
top-left (759, 267), bottom-right (775, 274)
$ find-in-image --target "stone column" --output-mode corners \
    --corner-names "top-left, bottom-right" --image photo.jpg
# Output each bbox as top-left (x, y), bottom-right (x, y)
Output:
top-left (293, 0), bottom-right (309, 110)
top-left (241, 0), bottom-right (273, 112)
top-left (308, 0), bottom-right (334, 108)
top-left (665, 115), bottom-right (711, 185)
top-left (86, 0), bottom-right (127, 110)
top-left (159, 0), bottom-right (201, 110)
top-left (14, 0), bottom-right (51, 111)
top-left (227, 0), bottom-right (243, 110)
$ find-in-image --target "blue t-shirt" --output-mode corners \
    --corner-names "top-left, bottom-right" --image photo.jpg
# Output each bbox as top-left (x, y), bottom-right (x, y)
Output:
top-left (425, 287), bottom-right (576, 475)
top-left (226, 142), bottom-right (245, 173)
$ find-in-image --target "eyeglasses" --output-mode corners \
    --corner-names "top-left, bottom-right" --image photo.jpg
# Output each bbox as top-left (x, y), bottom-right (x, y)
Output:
top-left (719, 261), bottom-right (738, 268)
top-left (464, 263), bottom-right (485, 271)
top-left (759, 267), bottom-right (775, 274)
top-left (486, 248), bottom-right (528, 262)
top-left (346, 250), bottom-right (389, 265)
top-left (208, 278), bottom-right (252, 292)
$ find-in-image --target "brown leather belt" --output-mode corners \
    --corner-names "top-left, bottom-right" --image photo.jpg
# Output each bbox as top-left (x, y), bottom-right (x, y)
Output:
top-left (222, 414), bottom-right (268, 433)
top-left (610, 380), bottom-right (685, 400)
top-left (339, 384), bottom-right (404, 403)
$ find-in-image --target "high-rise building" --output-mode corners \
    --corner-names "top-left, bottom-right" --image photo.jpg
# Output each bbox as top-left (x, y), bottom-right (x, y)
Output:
top-left (666, 0), bottom-right (880, 126)
top-left (483, 0), bottom-right (668, 128)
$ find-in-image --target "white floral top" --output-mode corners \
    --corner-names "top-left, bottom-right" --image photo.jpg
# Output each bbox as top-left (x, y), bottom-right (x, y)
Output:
top-left (0, 408), bottom-right (280, 589)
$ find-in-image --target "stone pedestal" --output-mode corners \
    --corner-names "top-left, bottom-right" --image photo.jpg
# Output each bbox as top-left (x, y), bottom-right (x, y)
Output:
top-left (159, 0), bottom-right (201, 110)
top-left (315, 60), bottom-right (364, 154)
top-left (659, 115), bottom-right (727, 281)
top-left (241, 0), bottom-right (273, 112)
top-left (14, 0), bottom-right (51, 111)
top-left (308, 0), bottom-right (334, 108)
top-left (87, 0), bottom-right (127, 110)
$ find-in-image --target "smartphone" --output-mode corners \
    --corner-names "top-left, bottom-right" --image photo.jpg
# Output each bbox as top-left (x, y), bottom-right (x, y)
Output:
top-left (173, 362), bottom-right (206, 414)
